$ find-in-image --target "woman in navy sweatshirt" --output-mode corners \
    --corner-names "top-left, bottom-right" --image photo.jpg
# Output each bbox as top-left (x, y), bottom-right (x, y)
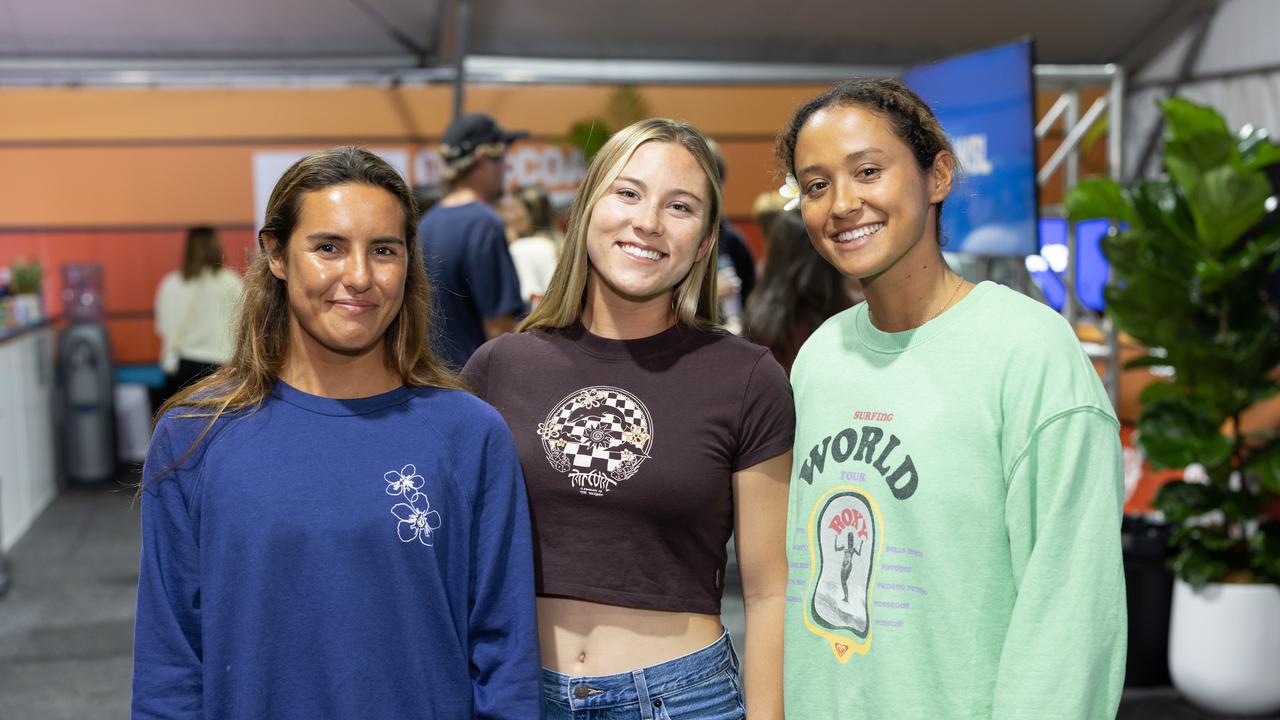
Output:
top-left (131, 147), bottom-right (541, 719)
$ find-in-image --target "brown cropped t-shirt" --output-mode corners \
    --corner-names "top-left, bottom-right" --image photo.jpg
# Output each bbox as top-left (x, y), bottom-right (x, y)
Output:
top-left (462, 323), bottom-right (795, 614)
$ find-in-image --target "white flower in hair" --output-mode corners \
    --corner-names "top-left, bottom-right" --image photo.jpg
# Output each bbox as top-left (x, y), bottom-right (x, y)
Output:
top-left (779, 174), bottom-right (801, 211)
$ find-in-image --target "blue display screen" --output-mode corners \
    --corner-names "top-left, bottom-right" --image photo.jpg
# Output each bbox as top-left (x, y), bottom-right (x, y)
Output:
top-left (1033, 217), bottom-right (1115, 312)
top-left (904, 40), bottom-right (1038, 257)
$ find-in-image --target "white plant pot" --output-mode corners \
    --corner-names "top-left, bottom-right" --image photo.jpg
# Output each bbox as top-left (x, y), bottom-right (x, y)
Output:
top-left (1168, 579), bottom-right (1280, 716)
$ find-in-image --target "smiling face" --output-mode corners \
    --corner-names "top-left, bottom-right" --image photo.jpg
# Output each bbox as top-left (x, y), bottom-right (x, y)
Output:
top-left (268, 182), bottom-right (408, 363)
top-left (793, 104), bottom-right (952, 282)
top-left (584, 140), bottom-right (714, 309)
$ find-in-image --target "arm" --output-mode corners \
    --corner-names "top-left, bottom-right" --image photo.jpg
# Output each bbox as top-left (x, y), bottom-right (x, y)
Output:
top-left (468, 420), bottom-right (541, 720)
top-left (733, 450), bottom-right (792, 720)
top-left (992, 408), bottom-right (1127, 720)
top-left (131, 423), bottom-right (203, 719)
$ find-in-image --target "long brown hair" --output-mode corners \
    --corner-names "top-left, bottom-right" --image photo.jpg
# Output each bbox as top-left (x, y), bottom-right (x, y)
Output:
top-left (180, 226), bottom-right (224, 280)
top-left (519, 118), bottom-right (722, 333)
top-left (151, 147), bottom-right (463, 477)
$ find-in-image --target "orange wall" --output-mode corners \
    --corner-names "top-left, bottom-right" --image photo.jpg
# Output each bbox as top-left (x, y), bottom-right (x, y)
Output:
top-left (0, 82), bottom-right (1103, 364)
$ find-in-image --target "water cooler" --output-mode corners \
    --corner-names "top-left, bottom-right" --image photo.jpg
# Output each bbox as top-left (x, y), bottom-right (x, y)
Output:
top-left (59, 263), bottom-right (114, 483)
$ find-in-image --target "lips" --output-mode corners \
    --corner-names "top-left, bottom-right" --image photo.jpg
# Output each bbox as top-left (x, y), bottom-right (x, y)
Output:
top-left (331, 299), bottom-right (377, 315)
top-left (833, 222), bottom-right (885, 244)
top-left (617, 242), bottom-right (666, 262)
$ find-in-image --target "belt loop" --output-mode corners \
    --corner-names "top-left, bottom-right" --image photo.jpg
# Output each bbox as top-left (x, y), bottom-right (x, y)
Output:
top-left (632, 668), bottom-right (655, 720)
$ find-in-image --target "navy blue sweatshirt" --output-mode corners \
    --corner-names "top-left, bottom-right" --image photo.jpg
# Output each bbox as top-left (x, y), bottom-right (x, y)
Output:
top-left (132, 382), bottom-right (541, 719)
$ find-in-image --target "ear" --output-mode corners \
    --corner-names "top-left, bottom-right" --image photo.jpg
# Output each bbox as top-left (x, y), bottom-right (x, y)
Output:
top-left (928, 150), bottom-right (955, 204)
top-left (264, 236), bottom-right (287, 281)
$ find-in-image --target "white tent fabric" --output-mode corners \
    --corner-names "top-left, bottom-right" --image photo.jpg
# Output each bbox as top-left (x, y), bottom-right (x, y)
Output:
top-left (1126, 0), bottom-right (1280, 179)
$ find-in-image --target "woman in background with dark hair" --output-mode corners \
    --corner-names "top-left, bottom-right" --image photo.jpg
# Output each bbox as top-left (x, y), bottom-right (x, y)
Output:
top-left (153, 226), bottom-right (243, 404)
top-left (743, 211), bottom-right (857, 373)
top-left (133, 147), bottom-right (540, 720)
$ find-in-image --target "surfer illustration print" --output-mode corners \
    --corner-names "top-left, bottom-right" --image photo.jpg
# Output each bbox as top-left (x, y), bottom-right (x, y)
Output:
top-left (805, 487), bottom-right (882, 660)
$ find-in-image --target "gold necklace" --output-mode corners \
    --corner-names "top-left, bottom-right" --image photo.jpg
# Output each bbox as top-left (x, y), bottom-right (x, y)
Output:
top-left (869, 273), bottom-right (965, 329)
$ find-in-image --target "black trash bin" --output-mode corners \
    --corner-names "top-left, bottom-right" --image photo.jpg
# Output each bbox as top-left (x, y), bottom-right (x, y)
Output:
top-left (1121, 514), bottom-right (1173, 687)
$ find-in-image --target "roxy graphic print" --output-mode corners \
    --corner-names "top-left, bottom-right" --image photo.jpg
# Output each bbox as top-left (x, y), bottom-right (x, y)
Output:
top-left (536, 385), bottom-right (654, 497)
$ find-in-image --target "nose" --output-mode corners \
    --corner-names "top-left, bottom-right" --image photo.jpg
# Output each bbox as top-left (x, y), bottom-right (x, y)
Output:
top-left (831, 177), bottom-right (863, 218)
top-left (343, 251), bottom-right (373, 292)
top-left (634, 199), bottom-right (663, 237)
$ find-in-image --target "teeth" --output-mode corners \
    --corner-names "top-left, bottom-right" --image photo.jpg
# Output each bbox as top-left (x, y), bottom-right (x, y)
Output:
top-left (835, 223), bottom-right (884, 242)
top-left (620, 244), bottom-right (663, 261)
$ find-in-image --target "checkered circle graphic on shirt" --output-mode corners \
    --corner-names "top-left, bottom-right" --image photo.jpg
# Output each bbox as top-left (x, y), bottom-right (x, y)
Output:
top-left (535, 385), bottom-right (654, 497)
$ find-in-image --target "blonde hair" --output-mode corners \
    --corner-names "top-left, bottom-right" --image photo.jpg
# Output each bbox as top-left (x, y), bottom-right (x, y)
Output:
top-left (519, 118), bottom-right (722, 332)
top-left (149, 147), bottom-right (463, 482)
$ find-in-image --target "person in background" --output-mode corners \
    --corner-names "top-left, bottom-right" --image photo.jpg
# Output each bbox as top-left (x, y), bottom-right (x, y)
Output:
top-left (752, 188), bottom-right (790, 241)
top-left (463, 119), bottom-right (793, 720)
top-left (153, 226), bottom-right (243, 406)
top-left (419, 113), bottom-right (526, 369)
top-left (778, 78), bottom-right (1126, 719)
top-left (706, 139), bottom-right (757, 334)
top-left (500, 185), bottom-right (560, 309)
top-left (132, 147), bottom-right (541, 720)
top-left (744, 211), bottom-right (856, 373)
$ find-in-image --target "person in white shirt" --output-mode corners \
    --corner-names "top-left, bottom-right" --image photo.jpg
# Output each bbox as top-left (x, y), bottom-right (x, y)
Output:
top-left (500, 185), bottom-right (560, 309)
top-left (154, 226), bottom-right (243, 403)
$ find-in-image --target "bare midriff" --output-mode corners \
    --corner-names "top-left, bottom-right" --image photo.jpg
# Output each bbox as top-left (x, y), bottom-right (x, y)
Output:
top-left (537, 596), bottom-right (725, 676)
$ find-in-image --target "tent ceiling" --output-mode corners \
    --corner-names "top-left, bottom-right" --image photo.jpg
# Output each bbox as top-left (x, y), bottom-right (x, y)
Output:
top-left (0, 0), bottom-right (1221, 83)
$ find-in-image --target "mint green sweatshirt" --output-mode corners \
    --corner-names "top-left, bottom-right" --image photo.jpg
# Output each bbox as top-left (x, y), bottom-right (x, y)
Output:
top-left (784, 281), bottom-right (1126, 719)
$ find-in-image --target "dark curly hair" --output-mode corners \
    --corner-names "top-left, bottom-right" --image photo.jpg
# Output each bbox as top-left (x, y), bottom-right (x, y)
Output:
top-left (775, 78), bottom-right (954, 229)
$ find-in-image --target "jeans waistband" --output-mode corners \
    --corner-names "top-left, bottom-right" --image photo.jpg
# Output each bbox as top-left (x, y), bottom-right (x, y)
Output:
top-left (541, 631), bottom-right (738, 709)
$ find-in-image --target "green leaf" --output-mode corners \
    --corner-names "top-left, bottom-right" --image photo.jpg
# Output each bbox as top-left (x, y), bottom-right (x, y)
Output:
top-left (1154, 480), bottom-right (1221, 523)
top-left (1125, 355), bottom-right (1173, 371)
top-left (1161, 98), bottom-right (1238, 174)
top-left (1138, 396), bottom-right (1233, 469)
top-left (1238, 129), bottom-right (1280, 171)
top-left (1247, 440), bottom-right (1280, 493)
top-left (1138, 381), bottom-right (1180, 404)
top-left (1169, 542), bottom-right (1232, 587)
top-left (1186, 165), bottom-right (1272, 254)
top-left (1131, 177), bottom-right (1199, 247)
top-left (1249, 520), bottom-right (1280, 582)
top-left (1064, 179), bottom-right (1137, 225)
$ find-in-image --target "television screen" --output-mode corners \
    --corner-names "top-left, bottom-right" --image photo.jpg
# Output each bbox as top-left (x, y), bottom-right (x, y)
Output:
top-left (1030, 217), bottom-right (1114, 312)
top-left (904, 39), bottom-right (1038, 257)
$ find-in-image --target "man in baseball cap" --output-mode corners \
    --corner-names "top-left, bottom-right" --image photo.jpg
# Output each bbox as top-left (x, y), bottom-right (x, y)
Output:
top-left (420, 113), bottom-right (529, 369)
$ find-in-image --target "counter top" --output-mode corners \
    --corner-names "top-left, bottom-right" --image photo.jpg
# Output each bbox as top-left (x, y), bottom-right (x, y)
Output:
top-left (0, 319), bottom-right (54, 345)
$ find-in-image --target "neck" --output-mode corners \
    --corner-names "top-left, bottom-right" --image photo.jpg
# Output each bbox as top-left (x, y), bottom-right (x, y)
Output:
top-left (860, 237), bottom-right (964, 333)
top-left (279, 323), bottom-right (401, 399)
top-left (441, 183), bottom-right (486, 208)
top-left (581, 276), bottom-right (676, 340)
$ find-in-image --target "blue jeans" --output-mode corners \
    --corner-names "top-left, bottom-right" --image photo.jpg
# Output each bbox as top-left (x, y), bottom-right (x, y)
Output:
top-left (542, 631), bottom-right (745, 720)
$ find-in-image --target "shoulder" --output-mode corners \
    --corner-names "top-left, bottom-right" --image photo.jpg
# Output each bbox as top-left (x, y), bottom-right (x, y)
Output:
top-left (966, 283), bottom-right (1086, 361)
top-left (423, 201), bottom-right (503, 230)
top-left (156, 271), bottom-right (183, 293)
top-left (679, 327), bottom-right (779, 379)
top-left (403, 386), bottom-right (510, 435)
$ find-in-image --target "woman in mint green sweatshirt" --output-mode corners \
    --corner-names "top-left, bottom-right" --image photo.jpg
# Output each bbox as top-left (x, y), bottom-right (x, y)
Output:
top-left (776, 78), bottom-right (1127, 719)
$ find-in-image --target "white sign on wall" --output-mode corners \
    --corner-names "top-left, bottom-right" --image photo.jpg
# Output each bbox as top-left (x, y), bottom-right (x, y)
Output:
top-left (251, 149), bottom-right (411, 231)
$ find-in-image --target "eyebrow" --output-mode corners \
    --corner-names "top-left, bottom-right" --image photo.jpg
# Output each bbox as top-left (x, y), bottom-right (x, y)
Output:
top-left (306, 231), bottom-right (405, 245)
top-left (796, 148), bottom-right (887, 177)
top-left (615, 175), bottom-right (706, 205)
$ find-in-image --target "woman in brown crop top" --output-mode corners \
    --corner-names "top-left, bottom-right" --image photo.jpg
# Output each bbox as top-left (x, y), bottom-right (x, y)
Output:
top-left (463, 119), bottom-right (793, 720)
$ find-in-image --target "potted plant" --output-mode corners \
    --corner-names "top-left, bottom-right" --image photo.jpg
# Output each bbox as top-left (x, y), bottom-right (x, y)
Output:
top-left (1066, 97), bottom-right (1280, 715)
top-left (9, 258), bottom-right (44, 325)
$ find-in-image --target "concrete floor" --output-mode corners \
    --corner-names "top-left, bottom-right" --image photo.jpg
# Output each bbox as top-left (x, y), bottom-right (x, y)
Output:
top-left (0, 479), bottom-right (1273, 719)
